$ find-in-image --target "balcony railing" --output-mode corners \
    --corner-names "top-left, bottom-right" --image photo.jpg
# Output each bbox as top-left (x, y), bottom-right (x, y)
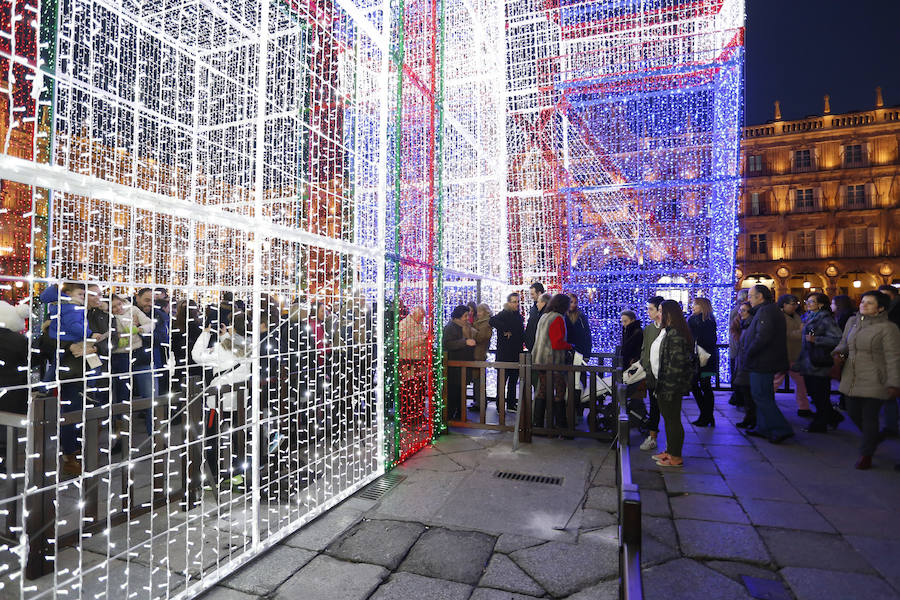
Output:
top-left (842, 195), bottom-right (875, 210)
top-left (791, 200), bottom-right (822, 214)
top-left (784, 245), bottom-right (823, 260)
top-left (840, 243), bottom-right (879, 258)
top-left (737, 250), bottom-right (770, 262)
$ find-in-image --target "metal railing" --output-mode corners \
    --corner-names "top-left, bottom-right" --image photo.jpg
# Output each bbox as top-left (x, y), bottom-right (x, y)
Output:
top-left (615, 380), bottom-right (643, 599)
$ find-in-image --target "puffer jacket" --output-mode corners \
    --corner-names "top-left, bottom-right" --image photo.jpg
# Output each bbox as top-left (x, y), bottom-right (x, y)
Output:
top-left (646, 327), bottom-right (694, 399)
top-left (835, 312), bottom-right (900, 400)
top-left (793, 310), bottom-right (842, 377)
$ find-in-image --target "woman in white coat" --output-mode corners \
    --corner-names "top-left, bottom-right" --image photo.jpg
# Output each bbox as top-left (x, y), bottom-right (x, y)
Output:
top-left (192, 312), bottom-right (257, 489)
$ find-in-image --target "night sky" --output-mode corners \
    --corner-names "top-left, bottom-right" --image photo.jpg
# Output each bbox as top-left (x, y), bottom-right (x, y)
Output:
top-left (745, 0), bottom-right (900, 126)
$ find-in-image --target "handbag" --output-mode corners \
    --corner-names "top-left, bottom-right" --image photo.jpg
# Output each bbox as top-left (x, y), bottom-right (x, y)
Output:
top-left (695, 343), bottom-right (711, 368)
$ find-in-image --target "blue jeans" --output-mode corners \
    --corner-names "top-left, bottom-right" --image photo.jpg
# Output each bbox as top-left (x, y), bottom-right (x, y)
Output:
top-left (749, 372), bottom-right (793, 438)
top-left (111, 353), bottom-right (154, 436)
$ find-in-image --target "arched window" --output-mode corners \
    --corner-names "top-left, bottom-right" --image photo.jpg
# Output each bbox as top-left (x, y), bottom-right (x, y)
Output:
top-left (656, 276), bottom-right (689, 310)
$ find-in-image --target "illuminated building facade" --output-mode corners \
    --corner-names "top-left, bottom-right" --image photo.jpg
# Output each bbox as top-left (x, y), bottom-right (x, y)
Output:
top-left (738, 91), bottom-right (900, 297)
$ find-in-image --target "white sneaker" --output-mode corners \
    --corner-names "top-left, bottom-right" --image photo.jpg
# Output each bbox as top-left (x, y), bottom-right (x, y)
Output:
top-left (640, 435), bottom-right (657, 451)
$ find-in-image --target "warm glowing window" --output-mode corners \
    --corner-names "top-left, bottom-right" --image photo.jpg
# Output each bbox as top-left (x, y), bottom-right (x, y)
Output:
top-left (843, 144), bottom-right (864, 166)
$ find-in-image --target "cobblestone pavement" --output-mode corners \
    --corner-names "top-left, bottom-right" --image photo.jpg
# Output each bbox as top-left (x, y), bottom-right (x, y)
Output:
top-left (636, 391), bottom-right (900, 600)
top-left (203, 428), bottom-right (621, 600)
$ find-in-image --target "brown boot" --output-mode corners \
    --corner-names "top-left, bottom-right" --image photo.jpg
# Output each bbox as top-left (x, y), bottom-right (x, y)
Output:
top-left (62, 454), bottom-right (82, 477)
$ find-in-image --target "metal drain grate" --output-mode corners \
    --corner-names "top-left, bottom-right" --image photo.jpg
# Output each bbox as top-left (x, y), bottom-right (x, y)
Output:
top-left (356, 472), bottom-right (406, 501)
top-left (494, 471), bottom-right (563, 486)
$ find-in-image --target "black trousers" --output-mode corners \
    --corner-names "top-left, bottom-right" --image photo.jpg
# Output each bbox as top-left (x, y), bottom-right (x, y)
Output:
top-left (691, 375), bottom-right (715, 421)
top-left (447, 367), bottom-right (463, 420)
top-left (646, 389), bottom-right (660, 432)
top-left (846, 396), bottom-right (883, 456)
top-left (502, 369), bottom-right (519, 408)
top-left (804, 374), bottom-right (833, 428)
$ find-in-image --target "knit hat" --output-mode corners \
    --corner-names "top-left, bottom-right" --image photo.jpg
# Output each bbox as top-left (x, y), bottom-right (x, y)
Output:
top-left (0, 300), bottom-right (31, 333)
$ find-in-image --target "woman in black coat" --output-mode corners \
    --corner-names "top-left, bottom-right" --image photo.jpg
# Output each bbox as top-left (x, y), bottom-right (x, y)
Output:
top-left (688, 297), bottom-right (719, 427)
top-left (620, 310), bottom-right (643, 367)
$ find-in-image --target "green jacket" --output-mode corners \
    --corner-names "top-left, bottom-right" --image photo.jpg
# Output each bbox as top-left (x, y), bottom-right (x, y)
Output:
top-left (646, 328), bottom-right (694, 399)
top-left (639, 321), bottom-right (660, 377)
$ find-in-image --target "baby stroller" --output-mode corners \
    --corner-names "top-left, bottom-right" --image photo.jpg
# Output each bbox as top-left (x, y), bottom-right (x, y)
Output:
top-left (581, 362), bottom-right (648, 433)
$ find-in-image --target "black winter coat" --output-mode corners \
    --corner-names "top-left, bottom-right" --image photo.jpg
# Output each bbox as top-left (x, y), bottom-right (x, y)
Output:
top-left (87, 307), bottom-right (117, 362)
top-left (567, 310), bottom-right (593, 357)
top-left (688, 314), bottom-right (719, 373)
top-left (621, 320), bottom-right (643, 367)
top-left (0, 328), bottom-right (29, 414)
top-left (742, 301), bottom-right (789, 374)
top-left (489, 309), bottom-right (525, 362)
top-left (443, 321), bottom-right (474, 361)
top-left (524, 303), bottom-right (542, 351)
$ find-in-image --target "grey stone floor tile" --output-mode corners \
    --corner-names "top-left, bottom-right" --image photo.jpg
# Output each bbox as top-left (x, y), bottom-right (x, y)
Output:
top-left (664, 473), bottom-right (732, 497)
top-left (369, 572), bottom-right (473, 600)
top-left (713, 458), bottom-right (781, 478)
top-left (816, 505), bottom-right (900, 539)
top-left (493, 534), bottom-right (547, 554)
top-left (563, 579), bottom-right (619, 600)
top-left (739, 499), bottom-right (834, 532)
top-left (643, 558), bottom-right (752, 600)
top-left (198, 586), bottom-right (260, 600)
top-left (510, 540), bottom-right (617, 597)
top-left (758, 528), bottom-right (875, 573)
top-left (723, 474), bottom-right (806, 503)
top-left (469, 588), bottom-right (543, 600)
top-left (631, 467), bottom-right (665, 490)
top-left (704, 560), bottom-right (781, 584)
top-left (675, 519), bottom-right (770, 565)
top-left (792, 481), bottom-right (892, 511)
top-left (642, 515), bottom-right (678, 549)
top-left (274, 555), bottom-right (388, 600)
top-left (679, 443), bottom-right (712, 457)
top-left (222, 545), bottom-right (316, 595)
top-left (845, 535), bottom-right (900, 592)
top-left (478, 553), bottom-right (545, 596)
top-left (281, 506), bottom-right (363, 551)
top-left (583, 485), bottom-right (617, 512)
top-left (639, 488), bottom-right (671, 517)
top-left (780, 567), bottom-right (898, 600)
top-left (704, 445), bottom-right (767, 462)
top-left (576, 508), bottom-right (617, 530)
top-left (326, 519), bottom-right (425, 569)
top-left (641, 536), bottom-right (680, 567)
top-left (399, 528), bottom-right (496, 585)
top-left (670, 494), bottom-right (749, 524)
top-left (675, 457), bottom-right (720, 474)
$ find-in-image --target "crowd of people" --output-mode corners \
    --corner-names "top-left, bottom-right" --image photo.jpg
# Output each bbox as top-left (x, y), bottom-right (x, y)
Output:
top-left (642, 283), bottom-right (900, 470)
top-left (0, 285), bottom-right (375, 489)
top-left (439, 283), bottom-right (592, 426)
top-left (434, 279), bottom-right (900, 472)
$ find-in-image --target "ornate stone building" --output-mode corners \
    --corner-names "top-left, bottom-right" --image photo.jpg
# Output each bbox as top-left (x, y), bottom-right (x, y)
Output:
top-left (738, 88), bottom-right (900, 298)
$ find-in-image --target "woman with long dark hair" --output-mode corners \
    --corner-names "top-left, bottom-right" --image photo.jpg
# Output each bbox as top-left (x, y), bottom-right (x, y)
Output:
top-left (688, 297), bottom-right (718, 426)
top-left (794, 292), bottom-right (843, 433)
top-left (831, 294), bottom-right (854, 331)
top-left (646, 300), bottom-right (694, 468)
top-left (532, 293), bottom-right (574, 431)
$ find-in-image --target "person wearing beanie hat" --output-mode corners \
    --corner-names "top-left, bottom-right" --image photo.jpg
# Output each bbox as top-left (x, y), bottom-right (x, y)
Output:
top-left (0, 300), bottom-right (32, 414)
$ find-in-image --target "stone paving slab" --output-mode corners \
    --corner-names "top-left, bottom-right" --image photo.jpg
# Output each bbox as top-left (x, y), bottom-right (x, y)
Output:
top-left (780, 567), bottom-right (899, 600)
top-left (493, 533), bottom-right (548, 554)
top-left (399, 528), bottom-right (496, 585)
top-left (369, 572), bottom-right (473, 600)
top-left (670, 493), bottom-right (749, 524)
top-left (663, 473), bottom-right (732, 497)
top-left (326, 519), bottom-right (426, 569)
top-left (638, 488), bottom-right (671, 517)
top-left (674, 519), bottom-right (770, 565)
top-left (583, 485), bottom-right (617, 512)
top-left (510, 540), bottom-right (618, 598)
top-left (221, 545), bottom-right (316, 595)
top-left (739, 498), bottom-right (835, 532)
top-left (704, 560), bottom-right (781, 583)
top-left (478, 553), bottom-right (545, 596)
top-left (722, 474), bottom-right (807, 503)
top-left (815, 504), bottom-right (900, 539)
top-left (274, 555), bottom-right (388, 600)
top-left (758, 528), bottom-right (876, 573)
top-left (643, 558), bottom-right (753, 600)
top-left (469, 588), bottom-right (544, 600)
top-left (844, 535), bottom-right (900, 593)
top-left (563, 580), bottom-right (618, 600)
top-left (198, 586), bottom-right (258, 600)
top-left (281, 506), bottom-right (364, 551)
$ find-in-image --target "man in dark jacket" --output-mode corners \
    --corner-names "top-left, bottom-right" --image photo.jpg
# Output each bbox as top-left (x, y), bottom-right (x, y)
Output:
top-left (443, 305), bottom-right (476, 420)
top-left (524, 282), bottom-right (545, 351)
top-left (742, 284), bottom-right (794, 443)
top-left (0, 301), bottom-right (31, 414)
top-left (490, 293), bottom-right (525, 410)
